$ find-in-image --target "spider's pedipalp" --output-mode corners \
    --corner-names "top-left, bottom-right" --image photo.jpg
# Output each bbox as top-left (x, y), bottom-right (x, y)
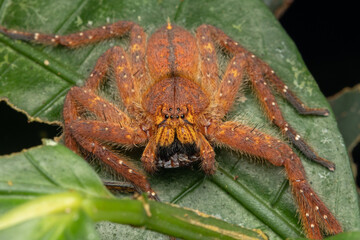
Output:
top-left (198, 133), bottom-right (216, 174)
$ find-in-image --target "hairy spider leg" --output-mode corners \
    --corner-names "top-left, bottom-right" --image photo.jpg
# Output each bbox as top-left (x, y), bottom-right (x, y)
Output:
top-left (0, 21), bottom-right (135, 47)
top-left (61, 45), bottom-right (159, 199)
top-left (141, 137), bottom-right (157, 173)
top-left (196, 25), bottom-right (220, 93)
top-left (250, 66), bottom-right (335, 171)
top-left (199, 24), bottom-right (335, 171)
top-left (257, 58), bottom-right (329, 116)
top-left (207, 121), bottom-right (342, 239)
top-left (63, 86), bottom-right (159, 197)
top-left (64, 46), bottom-right (131, 153)
top-left (197, 133), bottom-right (216, 174)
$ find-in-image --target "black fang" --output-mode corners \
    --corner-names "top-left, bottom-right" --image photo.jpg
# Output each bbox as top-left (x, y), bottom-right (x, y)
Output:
top-left (156, 137), bottom-right (199, 168)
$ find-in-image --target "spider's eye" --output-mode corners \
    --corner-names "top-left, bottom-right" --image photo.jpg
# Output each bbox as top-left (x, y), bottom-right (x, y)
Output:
top-left (165, 114), bottom-right (169, 119)
top-left (170, 115), bottom-right (174, 119)
top-left (177, 108), bottom-right (180, 111)
top-left (180, 114), bottom-right (184, 118)
top-left (169, 108), bottom-right (172, 111)
top-left (176, 115), bottom-right (179, 119)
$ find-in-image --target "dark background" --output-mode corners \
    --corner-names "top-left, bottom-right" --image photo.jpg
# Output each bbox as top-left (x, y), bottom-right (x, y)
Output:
top-left (279, 0), bottom-right (360, 186)
top-left (0, 0), bottom-right (359, 184)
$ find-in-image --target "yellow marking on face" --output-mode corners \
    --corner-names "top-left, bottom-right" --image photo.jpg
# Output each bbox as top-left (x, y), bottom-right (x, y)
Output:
top-left (176, 127), bottom-right (191, 144)
top-left (157, 126), bottom-right (175, 147)
top-left (176, 126), bottom-right (197, 144)
top-left (155, 126), bottom-right (165, 144)
top-left (125, 135), bottom-right (132, 140)
top-left (187, 125), bottom-right (197, 142)
top-left (117, 66), bottom-right (124, 72)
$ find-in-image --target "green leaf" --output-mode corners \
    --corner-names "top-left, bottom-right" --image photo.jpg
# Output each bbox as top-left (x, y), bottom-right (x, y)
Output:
top-left (328, 84), bottom-right (360, 156)
top-left (0, 143), bottom-right (267, 240)
top-left (0, 0), bottom-right (359, 239)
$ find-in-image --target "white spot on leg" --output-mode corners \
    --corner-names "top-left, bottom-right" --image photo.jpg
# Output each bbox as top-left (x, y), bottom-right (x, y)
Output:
top-left (79, 32), bottom-right (83, 36)
top-left (44, 60), bottom-right (50, 66)
top-left (310, 224), bottom-right (315, 228)
top-left (88, 35), bottom-right (93, 39)
top-left (315, 206), bottom-right (319, 210)
top-left (271, 102), bottom-right (276, 106)
top-left (295, 135), bottom-right (300, 140)
top-left (119, 160), bottom-right (123, 165)
top-left (251, 54), bottom-right (255, 58)
top-left (128, 169), bottom-right (133, 173)
top-left (306, 213), bottom-right (309, 217)
top-left (323, 215), bottom-right (328, 219)
top-left (34, 33), bottom-right (39, 40)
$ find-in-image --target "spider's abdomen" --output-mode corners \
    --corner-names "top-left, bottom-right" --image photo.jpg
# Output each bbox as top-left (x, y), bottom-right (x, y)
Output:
top-left (146, 24), bottom-right (199, 82)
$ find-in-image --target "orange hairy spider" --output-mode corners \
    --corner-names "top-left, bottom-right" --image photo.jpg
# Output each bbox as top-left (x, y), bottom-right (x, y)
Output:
top-left (0, 20), bottom-right (342, 239)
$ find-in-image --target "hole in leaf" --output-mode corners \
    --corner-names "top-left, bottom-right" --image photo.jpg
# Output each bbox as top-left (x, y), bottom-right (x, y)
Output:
top-left (0, 101), bottom-right (62, 155)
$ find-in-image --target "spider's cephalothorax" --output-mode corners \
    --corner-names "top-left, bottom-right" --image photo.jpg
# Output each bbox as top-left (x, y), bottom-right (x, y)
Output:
top-left (0, 21), bottom-right (342, 239)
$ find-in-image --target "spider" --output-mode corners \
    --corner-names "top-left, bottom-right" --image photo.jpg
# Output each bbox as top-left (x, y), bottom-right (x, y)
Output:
top-left (0, 20), bottom-right (342, 239)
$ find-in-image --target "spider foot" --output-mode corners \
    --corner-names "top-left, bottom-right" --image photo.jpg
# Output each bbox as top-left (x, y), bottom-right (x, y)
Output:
top-left (292, 181), bottom-right (342, 239)
top-left (286, 125), bottom-right (335, 171)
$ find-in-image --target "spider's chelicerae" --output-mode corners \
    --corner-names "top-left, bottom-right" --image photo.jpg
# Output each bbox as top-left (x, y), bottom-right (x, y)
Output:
top-left (0, 20), bottom-right (342, 239)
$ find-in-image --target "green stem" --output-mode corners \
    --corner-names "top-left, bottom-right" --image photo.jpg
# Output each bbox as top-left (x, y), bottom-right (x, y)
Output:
top-left (85, 196), bottom-right (267, 240)
top-left (0, 191), bottom-right (268, 240)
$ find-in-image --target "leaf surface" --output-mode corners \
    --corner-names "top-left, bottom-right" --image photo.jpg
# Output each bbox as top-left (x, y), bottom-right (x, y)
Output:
top-left (0, 0), bottom-right (359, 239)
